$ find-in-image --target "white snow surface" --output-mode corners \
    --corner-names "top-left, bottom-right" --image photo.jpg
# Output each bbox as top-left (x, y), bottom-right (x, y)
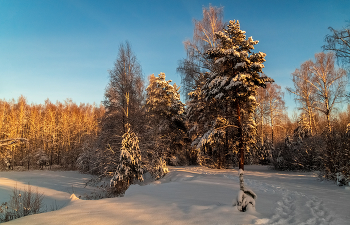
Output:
top-left (1, 165), bottom-right (349, 224)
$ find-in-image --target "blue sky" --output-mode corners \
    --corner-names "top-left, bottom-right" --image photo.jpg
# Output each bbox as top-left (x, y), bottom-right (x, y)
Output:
top-left (0, 0), bottom-right (349, 114)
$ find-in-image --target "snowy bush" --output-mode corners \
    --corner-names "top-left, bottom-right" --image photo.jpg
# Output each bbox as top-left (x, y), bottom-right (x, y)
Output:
top-left (169, 155), bottom-right (179, 166)
top-left (76, 151), bottom-right (91, 173)
top-left (336, 172), bottom-right (348, 186)
top-left (255, 138), bottom-right (273, 165)
top-left (320, 131), bottom-right (350, 182)
top-left (271, 117), bottom-right (320, 171)
top-left (271, 126), bottom-right (350, 187)
top-left (149, 157), bottom-right (168, 180)
top-left (272, 134), bottom-right (322, 171)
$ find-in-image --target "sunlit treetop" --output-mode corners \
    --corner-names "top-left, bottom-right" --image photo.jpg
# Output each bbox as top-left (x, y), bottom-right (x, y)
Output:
top-left (204, 20), bottom-right (273, 102)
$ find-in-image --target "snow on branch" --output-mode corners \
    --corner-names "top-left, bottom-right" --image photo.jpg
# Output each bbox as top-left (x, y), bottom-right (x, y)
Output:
top-left (0, 138), bottom-right (28, 147)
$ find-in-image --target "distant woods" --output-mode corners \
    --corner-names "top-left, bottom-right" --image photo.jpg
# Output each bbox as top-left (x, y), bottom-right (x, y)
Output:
top-left (0, 96), bottom-right (104, 170)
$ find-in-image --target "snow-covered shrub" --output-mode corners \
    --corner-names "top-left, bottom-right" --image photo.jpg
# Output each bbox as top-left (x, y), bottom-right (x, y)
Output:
top-left (149, 157), bottom-right (168, 180)
top-left (336, 172), bottom-right (348, 186)
top-left (169, 155), bottom-right (179, 166)
top-left (272, 125), bottom-right (350, 186)
top-left (256, 138), bottom-right (273, 165)
top-left (76, 151), bottom-right (90, 173)
top-left (320, 131), bottom-right (350, 182)
top-left (271, 118), bottom-right (315, 171)
top-left (272, 134), bottom-right (322, 171)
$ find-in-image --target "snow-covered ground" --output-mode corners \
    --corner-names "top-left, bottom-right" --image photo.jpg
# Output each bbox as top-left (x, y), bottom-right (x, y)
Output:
top-left (0, 166), bottom-right (349, 224)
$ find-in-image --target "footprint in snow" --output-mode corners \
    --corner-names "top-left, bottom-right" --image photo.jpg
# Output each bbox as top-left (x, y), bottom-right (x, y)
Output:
top-left (268, 190), bottom-right (334, 225)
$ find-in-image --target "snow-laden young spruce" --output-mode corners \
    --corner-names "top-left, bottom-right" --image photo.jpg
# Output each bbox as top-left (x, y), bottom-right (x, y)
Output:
top-left (201, 20), bottom-right (272, 211)
top-left (110, 124), bottom-right (143, 195)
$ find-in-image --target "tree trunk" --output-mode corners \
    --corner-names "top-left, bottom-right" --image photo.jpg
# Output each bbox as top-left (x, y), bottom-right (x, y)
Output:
top-left (237, 103), bottom-right (244, 172)
top-left (308, 106), bottom-right (313, 135)
top-left (260, 112), bottom-right (264, 146)
top-left (11, 145), bottom-right (14, 170)
top-left (326, 111), bottom-right (331, 133)
top-left (271, 124), bottom-right (274, 145)
top-left (270, 100), bottom-right (274, 145)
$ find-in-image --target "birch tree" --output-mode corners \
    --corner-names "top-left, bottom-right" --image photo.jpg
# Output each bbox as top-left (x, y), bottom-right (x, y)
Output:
top-left (177, 5), bottom-right (224, 99)
top-left (287, 61), bottom-right (316, 135)
top-left (255, 86), bottom-right (268, 146)
top-left (265, 83), bottom-right (286, 144)
top-left (308, 52), bottom-right (347, 132)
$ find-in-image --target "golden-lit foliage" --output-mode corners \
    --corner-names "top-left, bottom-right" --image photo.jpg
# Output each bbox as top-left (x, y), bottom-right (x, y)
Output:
top-left (0, 95), bottom-right (105, 169)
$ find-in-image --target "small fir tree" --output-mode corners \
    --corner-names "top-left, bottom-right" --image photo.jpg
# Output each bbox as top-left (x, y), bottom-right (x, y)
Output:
top-left (110, 124), bottom-right (143, 195)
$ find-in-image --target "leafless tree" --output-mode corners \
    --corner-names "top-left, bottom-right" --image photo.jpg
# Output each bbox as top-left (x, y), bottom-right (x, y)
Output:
top-left (263, 83), bottom-right (286, 144)
top-left (323, 23), bottom-right (350, 69)
top-left (102, 41), bottom-right (144, 143)
top-left (177, 5), bottom-right (224, 99)
top-left (308, 52), bottom-right (347, 132)
top-left (255, 87), bottom-right (269, 145)
top-left (289, 52), bottom-right (347, 133)
top-left (287, 61), bottom-right (317, 135)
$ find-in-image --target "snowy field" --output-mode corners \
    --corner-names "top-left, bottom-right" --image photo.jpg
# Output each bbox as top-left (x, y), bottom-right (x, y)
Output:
top-left (0, 166), bottom-right (349, 225)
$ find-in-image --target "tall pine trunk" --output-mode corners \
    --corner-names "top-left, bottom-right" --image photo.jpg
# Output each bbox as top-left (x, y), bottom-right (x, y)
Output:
top-left (237, 103), bottom-right (244, 190)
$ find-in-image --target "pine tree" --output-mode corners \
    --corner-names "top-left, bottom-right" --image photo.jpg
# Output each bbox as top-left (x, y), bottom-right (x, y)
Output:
top-left (202, 20), bottom-right (272, 211)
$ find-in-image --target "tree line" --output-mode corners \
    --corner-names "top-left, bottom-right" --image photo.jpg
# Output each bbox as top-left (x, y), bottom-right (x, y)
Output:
top-left (0, 96), bottom-right (104, 170)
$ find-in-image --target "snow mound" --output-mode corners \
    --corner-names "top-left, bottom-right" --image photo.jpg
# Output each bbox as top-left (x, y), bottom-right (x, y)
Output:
top-left (70, 194), bottom-right (80, 201)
